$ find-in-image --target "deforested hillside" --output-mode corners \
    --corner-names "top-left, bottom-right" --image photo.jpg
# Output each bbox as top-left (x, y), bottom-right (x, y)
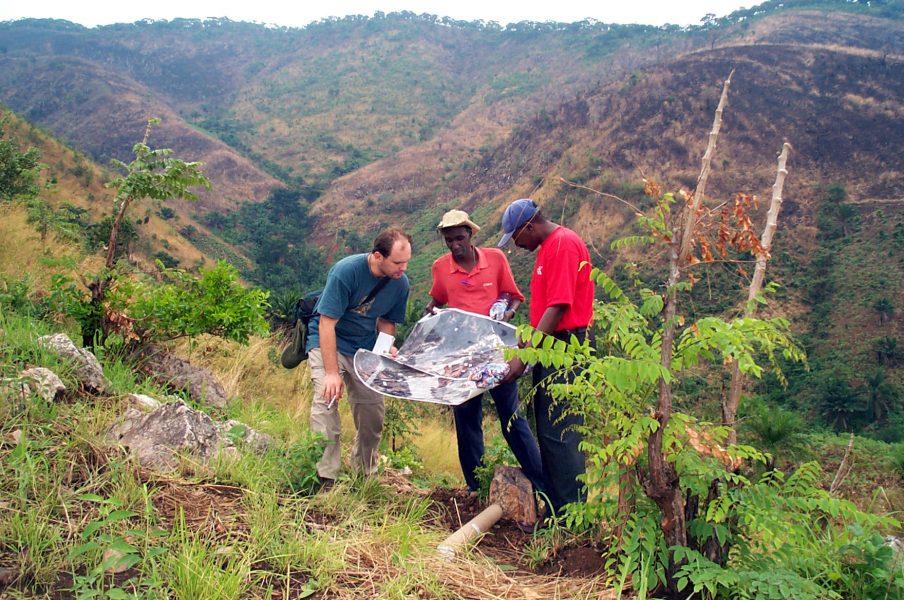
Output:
top-left (1, 0), bottom-right (902, 316)
top-left (0, 109), bottom-right (253, 272)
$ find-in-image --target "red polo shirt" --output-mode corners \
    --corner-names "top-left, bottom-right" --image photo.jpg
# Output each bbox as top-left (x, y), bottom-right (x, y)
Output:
top-left (530, 226), bottom-right (594, 331)
top-left (430, 247), bottom-right (525, 315)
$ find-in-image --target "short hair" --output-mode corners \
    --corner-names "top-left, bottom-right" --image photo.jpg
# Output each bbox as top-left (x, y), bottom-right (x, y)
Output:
top-left (372, 227), bottom-right (412, 257)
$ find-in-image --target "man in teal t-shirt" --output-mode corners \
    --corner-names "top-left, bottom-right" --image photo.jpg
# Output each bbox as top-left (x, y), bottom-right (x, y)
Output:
top-left (307, 227), bottom-right (411, 487)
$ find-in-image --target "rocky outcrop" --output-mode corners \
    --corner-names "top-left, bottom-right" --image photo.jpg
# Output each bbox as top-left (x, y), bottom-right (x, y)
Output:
top-left (38, 334), bottom-right (109, 393)
top-left (106, 400), bottom-right (272, 471)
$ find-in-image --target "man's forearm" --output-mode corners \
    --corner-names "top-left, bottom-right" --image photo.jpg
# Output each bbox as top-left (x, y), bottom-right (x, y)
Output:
top-left (535, 304), bottom-right (567, 335)
top-left (376, 318), bottom-right (397, 336)
top-left (319, 318), bottom-right (340, 376)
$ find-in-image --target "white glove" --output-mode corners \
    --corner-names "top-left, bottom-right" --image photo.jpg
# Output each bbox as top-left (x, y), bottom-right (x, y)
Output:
top-left (489, 300), bottom-right (507, 320)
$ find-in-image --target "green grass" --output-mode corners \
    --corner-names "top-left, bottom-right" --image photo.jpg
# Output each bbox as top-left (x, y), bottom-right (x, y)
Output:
top-left (0, 299), bottom-right (495, 598)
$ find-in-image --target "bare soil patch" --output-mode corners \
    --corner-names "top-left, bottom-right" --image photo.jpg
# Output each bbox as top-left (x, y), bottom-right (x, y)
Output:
top-left (428, 486), bottom-right (606, 578)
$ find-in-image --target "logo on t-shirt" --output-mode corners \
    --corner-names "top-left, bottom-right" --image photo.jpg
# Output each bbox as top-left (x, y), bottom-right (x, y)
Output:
top-left (351, 298), bottom-right (375, 315)
top-left (536, 266), bottom-right (543, 276)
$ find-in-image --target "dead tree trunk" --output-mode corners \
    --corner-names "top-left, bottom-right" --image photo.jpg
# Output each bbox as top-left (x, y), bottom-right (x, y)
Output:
top-left (105, 195), bottom-right (134, 270)
top-left (643, 71), bottom-right (733, 599)
top-left (723, 142), bottom-right (791, 443)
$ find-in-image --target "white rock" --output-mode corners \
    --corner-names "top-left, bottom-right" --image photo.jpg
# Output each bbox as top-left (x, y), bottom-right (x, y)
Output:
top-left (127, 393), bottom-right (162, 412)
top-left (21, 367), bottom-right (66, 402)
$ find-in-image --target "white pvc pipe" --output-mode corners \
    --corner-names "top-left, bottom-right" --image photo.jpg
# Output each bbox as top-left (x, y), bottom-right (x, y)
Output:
top-left (437, 503), bottom-right (504, 559)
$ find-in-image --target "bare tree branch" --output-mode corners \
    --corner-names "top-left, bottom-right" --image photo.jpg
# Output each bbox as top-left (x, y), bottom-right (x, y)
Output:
top-left (830, 433), bottom-right (855, 494)
top-left (678, 69), bottom-right (735, 265)
top-left (724, 142), bottom-right (791, 443)
top-left (558, 176), bottom-right (643, 214)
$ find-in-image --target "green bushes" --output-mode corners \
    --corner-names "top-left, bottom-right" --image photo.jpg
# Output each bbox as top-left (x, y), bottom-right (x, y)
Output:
top-left (50, 261), bottom-right (269, 347)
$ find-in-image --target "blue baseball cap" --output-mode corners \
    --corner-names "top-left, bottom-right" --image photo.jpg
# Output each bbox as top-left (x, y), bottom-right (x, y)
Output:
top-left (497, 199), bottom-right (539, 247)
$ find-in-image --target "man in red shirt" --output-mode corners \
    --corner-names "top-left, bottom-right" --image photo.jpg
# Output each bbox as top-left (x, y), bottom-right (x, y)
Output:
top-left (497, 198), bottom-right (594, 514)
top-left (426, 209), bottom-right (546, 495)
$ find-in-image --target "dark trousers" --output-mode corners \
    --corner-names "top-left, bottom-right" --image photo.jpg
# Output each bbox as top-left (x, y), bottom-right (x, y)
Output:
top-left (532, 328), bottom-right (588, 514)
top-left (452, 381), bottom-right (546, 493)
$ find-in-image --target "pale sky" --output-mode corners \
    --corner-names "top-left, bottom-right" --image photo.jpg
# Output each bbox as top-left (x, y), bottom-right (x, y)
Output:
top-left (0, 0), bottom-right (753, 28)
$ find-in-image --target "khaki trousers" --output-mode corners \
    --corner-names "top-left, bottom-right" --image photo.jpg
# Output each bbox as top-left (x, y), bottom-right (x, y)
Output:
top-left (308, 348), bottom-right (385, 480)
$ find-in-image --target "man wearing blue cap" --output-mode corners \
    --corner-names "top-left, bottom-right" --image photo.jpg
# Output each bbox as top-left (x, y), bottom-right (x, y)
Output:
top-left (497, 198), bottom-right (595, 515)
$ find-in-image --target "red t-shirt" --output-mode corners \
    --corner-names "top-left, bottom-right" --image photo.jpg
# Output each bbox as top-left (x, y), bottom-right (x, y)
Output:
top-left (529, 227), bottom-right (594, 331)
top-left (430, 247), bottom-right (525, 315)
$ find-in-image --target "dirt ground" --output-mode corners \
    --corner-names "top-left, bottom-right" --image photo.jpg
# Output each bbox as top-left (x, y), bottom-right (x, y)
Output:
top-left (427, 487), bottom-right (606, 578)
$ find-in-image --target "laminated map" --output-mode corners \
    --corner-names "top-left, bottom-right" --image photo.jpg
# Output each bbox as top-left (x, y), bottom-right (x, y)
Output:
top-left (353, 308), bottom-right (517, 405)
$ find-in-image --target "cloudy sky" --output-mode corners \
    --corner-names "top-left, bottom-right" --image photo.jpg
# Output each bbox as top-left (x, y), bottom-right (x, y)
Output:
top-left (0, 0), bottom-right (753, 28)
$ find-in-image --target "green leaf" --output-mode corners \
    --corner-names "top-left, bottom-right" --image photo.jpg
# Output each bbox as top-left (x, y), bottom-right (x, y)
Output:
top-left (82, 521), bottom-right (103, 539)
top-left (108, 538), bottom-right (138, 554)
top-left (68, 541), bottom-right (102, 559)
top-left (105, 510), bottom-right (137, 523)
top-left (78, 493), bottom-right (106, 503)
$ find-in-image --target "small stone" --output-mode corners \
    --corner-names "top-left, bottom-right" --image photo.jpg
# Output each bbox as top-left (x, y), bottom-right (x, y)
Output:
top-left (21, 367), bottom-right (66, 402)
top-left (4, 429), bottom-right (22, 445)
top-left (127, 393), bottom-right (162, 412)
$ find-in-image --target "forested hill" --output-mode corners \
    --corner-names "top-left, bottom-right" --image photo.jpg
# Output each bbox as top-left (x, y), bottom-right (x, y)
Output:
top-left (1, 1), bottom-right (903, 432)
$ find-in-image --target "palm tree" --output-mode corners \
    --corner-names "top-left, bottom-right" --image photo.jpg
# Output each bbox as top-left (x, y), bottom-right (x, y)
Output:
top-left (872, 298), bottom-right (894, 325)
top-left (863, 368), bottom-right (901, 423)
top-left (819, 376), bottom-right (863, 431)
top-left (746, 402), bottom-right (806, 469)
top-left (873, 337), bottom-right (903, 367)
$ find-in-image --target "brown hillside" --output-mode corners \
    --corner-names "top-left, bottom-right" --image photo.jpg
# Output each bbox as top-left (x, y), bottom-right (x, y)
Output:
top-left (1, 109), bottom-right (251, 270)
top-left (310, 11), bottom-right (904, 244)
top-left (0, 55), bottom-right (280, 210)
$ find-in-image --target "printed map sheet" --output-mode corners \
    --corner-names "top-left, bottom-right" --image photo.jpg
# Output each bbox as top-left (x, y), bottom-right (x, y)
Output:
top-left (353, 308), bottom-right (517, 405)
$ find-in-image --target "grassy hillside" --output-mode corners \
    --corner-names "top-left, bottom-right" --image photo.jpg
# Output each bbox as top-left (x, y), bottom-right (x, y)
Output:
top-left (0, 109), bottom-right (250, 272)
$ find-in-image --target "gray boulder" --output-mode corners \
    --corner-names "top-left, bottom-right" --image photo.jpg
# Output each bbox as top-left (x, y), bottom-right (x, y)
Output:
top-left (38, 334), bottom-right (109, 393)
top-left (139, 348), bottom-right (228, 410)
top-left (107, 401), bottom-right (273, 471)
top-left (106, 400), bottom-right (220, 470)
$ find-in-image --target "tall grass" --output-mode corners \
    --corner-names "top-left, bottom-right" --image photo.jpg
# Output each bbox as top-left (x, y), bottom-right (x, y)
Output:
top-left (159, 512), bottom-right (254, 600)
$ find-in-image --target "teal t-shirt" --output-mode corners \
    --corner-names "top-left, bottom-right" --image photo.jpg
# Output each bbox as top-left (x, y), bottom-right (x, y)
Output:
top-left (306, 254), bottom-right (409, 356)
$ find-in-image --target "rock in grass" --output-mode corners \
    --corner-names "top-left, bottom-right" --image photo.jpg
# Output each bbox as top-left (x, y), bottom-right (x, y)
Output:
top-left (127, 393), bottom-right (162, 412)
top-left (21, 367), bottom-right (66, 402)
top-left (38, 333), bottom-right (109, 393)
top-left (217, 419), bottom-right (273, 454)
top-left (106, 400), bottom-right (220, 470)
top-left (106, 400), bottom-right (273, 471)
top-left (138, 347), bottom-right (228, 410)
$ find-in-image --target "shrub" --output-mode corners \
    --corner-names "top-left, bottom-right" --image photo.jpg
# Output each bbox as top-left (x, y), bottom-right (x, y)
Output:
top-left (282, 432), bottom-right (328, 494)
top-left (472, 435), bottom-right (517, 500)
